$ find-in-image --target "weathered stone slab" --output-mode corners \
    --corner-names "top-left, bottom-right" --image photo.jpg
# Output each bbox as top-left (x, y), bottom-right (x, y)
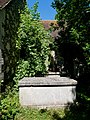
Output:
top-left (19, 77), bottom-right (77, 87)
top-left (19, 77), bottom-right (77, 108)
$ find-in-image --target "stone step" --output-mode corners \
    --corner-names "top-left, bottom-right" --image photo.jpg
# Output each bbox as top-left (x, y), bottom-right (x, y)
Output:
top-left (46, 72), bottom-right (60, 77)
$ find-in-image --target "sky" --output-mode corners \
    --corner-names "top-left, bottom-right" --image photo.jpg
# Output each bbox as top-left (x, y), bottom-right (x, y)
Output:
top-left (26, 0), bottom-right (56, 20)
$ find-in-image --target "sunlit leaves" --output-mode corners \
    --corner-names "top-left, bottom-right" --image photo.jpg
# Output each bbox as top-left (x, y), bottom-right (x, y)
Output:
top-left (17, 4), bottom-right (53, 76)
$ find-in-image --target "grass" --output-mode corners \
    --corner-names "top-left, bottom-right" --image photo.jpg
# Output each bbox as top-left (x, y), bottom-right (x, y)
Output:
top-left (15, 101), bottom-right (90, 120)
top-left (15, 108), bottom-right (65, 120)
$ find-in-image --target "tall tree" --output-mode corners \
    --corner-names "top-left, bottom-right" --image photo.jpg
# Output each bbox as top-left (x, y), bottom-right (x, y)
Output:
top-left (52, 0), bottom-right (90, 78)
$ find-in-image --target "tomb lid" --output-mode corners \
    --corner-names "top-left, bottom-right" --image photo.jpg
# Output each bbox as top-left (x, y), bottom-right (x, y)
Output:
top-left (19, 77), bottom-right (77, 87)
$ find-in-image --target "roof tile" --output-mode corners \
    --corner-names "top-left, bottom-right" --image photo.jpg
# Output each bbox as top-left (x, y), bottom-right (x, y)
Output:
top-left (0, 0), bottom-right (11, 9)
top-left (41, 20), bottom-right (59, 38)
top-left (41, 20), bottom-right (58, 30)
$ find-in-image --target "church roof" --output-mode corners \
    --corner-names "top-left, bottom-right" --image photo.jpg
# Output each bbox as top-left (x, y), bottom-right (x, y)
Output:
top-left (0, 0), bottom-right (11, 9)
top-left (41, 20), bottom-right (58, 30)
top-left (41, 20), bottom-right (59, 38)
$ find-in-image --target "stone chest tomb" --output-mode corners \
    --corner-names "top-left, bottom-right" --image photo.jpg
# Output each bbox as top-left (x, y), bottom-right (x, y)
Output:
top-left (19, 77), bottom-right (77, 108)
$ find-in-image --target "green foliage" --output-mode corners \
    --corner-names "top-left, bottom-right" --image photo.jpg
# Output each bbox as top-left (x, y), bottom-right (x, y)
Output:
top-left (30, 1), bottom-right (40, 20)
top-left (0, 87), bottom-right (19, 119)
top-left (0, 59), bottom-right (31, 119)
top-left (52, 0), bottom-right (90, 65)
top-left (13, 60), bottom-right (30, 85)
top-left (17, 4), bottom-right (52, 76)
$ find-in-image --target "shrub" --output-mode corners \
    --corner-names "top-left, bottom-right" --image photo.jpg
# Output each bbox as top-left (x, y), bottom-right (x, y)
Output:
top-left (17, 5), bottom-right (53, 76)
top-left (0, 60), bottom-right (30, 119)
top-left (0, 87), bottom-right (19, 119)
